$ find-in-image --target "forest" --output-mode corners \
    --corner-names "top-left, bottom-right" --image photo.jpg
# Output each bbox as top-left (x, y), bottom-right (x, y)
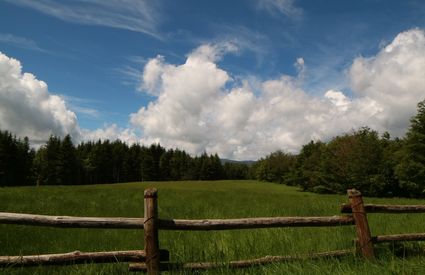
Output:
top-left (1, 99), bottom-right (424, 198)
top-left (254, 99), bottom-right (425, 197)
top-left (0, 133), bottom-right (248, 186)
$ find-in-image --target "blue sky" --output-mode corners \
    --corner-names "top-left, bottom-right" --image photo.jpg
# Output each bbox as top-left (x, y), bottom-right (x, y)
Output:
top-left (1, 0), bottom-right (425, 159)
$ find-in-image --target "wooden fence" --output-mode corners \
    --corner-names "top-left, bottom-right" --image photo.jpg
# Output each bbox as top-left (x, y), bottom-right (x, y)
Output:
top-left (1, 188), bottom-right (425, 274)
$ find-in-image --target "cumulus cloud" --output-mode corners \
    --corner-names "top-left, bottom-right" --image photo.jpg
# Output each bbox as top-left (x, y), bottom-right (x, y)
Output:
top-left (131, 43), bottom-right (233, 153)
top-left (131, 29), bottom-right (425, 160)
top-left (131, 42), bottom-right (334, 159)
top-left (348, 28), bottom-right (425, 136)
top-left (0, 52), bottom-right (80, 144)
top-left (0, 52), bottom-right (141, 146)
top-left (3, 28), bottom-right (425, 160)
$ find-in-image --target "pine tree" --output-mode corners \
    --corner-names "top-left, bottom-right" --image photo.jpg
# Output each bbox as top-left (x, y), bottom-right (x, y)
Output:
top-left (60, 135), bottom-right (79, 184)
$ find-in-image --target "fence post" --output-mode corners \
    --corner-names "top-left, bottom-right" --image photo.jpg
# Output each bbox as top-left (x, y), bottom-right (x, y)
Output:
top-left (347, 189), bottom-right (374, 259)
top-left (144, 188), bottom-right (160, 274)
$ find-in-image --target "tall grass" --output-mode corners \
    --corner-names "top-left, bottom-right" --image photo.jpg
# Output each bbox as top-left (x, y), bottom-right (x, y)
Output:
top-left (1, 180), bottom-right (425, 274)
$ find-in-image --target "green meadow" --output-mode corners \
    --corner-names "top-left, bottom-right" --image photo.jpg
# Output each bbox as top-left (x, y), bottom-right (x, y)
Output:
top-left (1, 180), bottom-right (425, 274)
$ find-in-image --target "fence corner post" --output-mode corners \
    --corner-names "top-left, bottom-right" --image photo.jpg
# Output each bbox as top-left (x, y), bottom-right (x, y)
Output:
top-left (144, 188), bottom-right (160, 274)
top-left (347, 189), bottom-right (375, 260)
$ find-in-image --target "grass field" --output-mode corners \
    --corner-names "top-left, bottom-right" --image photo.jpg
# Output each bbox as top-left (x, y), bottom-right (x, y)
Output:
top-left (1, 180), bottom-right (425, 274)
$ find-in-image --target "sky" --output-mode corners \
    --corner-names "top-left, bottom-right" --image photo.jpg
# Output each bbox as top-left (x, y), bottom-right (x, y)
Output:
top-left (1, 0), bottom-right (425, 160)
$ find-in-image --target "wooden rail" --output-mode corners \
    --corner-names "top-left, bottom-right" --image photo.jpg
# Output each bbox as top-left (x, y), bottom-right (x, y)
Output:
top-left (0, 213), bottom-right (354, 230)
top-left (128, 249), bottom-right (354, 271)
top-left (372, 233), bottom-right (425, 243)
top-left (341, 204), bottom-right (425, 213)
top-left (0, 249), bottom-right (169, 267)
top-left (0, 212), bottom-right (143, 229)
top-left (0, 250), bottom-right (145, 267)
top-left (1, 187), bottom-right (425, 274)
top-left (158, 215), bottom-right (354, 230)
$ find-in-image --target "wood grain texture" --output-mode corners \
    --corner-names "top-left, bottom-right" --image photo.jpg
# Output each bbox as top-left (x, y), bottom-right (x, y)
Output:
top-left (347, 189), bottom-right (375, 260)
top-left (158, 215), bottom-right (355, 230)
top-left (0, 212), bottom-right (143, 229)
top-left (373, 233), bottom-right (425, 243)
top-left (0, 250), bottom-right (146, 267)
top-left (144, 188), bottom-right (160, 275)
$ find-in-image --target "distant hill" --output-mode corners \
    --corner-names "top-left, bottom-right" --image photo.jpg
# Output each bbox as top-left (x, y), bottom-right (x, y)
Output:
top-left (220, 159), bottom-right (256, 166)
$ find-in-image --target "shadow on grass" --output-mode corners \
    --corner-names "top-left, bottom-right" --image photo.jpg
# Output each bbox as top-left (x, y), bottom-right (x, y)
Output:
top-left (375, 242), bottom-right (425, 258)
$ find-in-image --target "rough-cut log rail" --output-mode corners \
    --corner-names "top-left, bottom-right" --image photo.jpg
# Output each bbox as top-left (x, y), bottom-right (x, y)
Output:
top-left (1, 250), bottom-right (144, 267)
top-left (0, 250), bottom-right (169, 267)
top-left (0, 212), bottom-right (143, 229)
top-left (372, 233), bottom-right (425, 243)
top-left (158, 215), bottom-right (355, 230)
top-left (341, 203), bottom-right (425, 214)
top-left (128, 249), bottom-right (354, 272)
top-left (0, 212), bottom-right (354, 230)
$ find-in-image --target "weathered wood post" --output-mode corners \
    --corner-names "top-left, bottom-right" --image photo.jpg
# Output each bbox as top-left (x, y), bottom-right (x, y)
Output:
top-left (144, 188), bottom-right (160, 274)
top-left (347, 189), bottom-right (374, 259)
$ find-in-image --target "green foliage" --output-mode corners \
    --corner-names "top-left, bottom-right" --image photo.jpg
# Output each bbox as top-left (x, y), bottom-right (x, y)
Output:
top-left (1, 131), bottom-right (241, 185)
top-left (251, 127), bottom-right (407, 197)
top-left (33, 135), bottom-right (80, 185)
top-left (254, 151), bottom-right (295, 183)
top-left (292, 140), bottom-right (326, 191)
top-left (321, 127), bottom-right (385, 195)
top-left (274, 99), bottom-right (425, 198)
top-left (0, 130), bottom-right (34, 186)
top-left (223, 162), bottom-right (250, 179)
top-left (395, 99), bottom-right (425, 197)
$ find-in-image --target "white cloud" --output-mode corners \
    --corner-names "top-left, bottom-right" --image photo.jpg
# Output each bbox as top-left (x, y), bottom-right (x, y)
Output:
top-left (130, 29), bottom-right (425, 160)
top-left (81, 124), bottom-right (138, 144)
top-left (6, 0), bottom-right (162, 39)
top-left (0, 52), bottom-right (80, 144)
top-left (131, 42), bottom-right (334, 159)
top-left (140, 55), bottom-right (167, 96)
top-left (0, 51), bottom-right (149, 147)
top-left (324, 90), bottom-right (349, 112)
top-left (0, 52), bottom-right (146, 146)
top-left (3, 28), bottom-right (425, 160)
top-left (349, 28), bottom-right (425, 136)
top-left (131, 43), bottom-right (234, 154)
top-left (256, 0), bottom-right (303, 18)
top-left (59, 95), bottom-right (101, 119)
top-left (208, 24), bottom-right (273, 67)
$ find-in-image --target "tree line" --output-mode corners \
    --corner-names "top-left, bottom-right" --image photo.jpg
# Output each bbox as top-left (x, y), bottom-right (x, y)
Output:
top-left (253, 99), bottom-right (425, 198)
top-left (1, 99), bottom-right (424, 198)
top-left (0, 134), bottom-right (250, 186)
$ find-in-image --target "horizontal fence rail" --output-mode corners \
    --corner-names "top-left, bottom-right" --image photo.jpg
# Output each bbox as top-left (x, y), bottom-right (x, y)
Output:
top-left (158, 216), bottom-right (355, 230)
top-left (372, 233), bottom-right (425, 243)
top-left (0, 213), bottom-right (354, 230)
top-left (0, 250), bottom-right (169, 267)
top-left (0, 212), bottom-right (143, 229)
top-left (2, 188), bottom-right (425, 274)
top-left (341, 204), bottom-right (425, 214)
top-left (128, 249), bottom-right (354, 272)
top-left (0, 250), bottom-right (145, 267)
